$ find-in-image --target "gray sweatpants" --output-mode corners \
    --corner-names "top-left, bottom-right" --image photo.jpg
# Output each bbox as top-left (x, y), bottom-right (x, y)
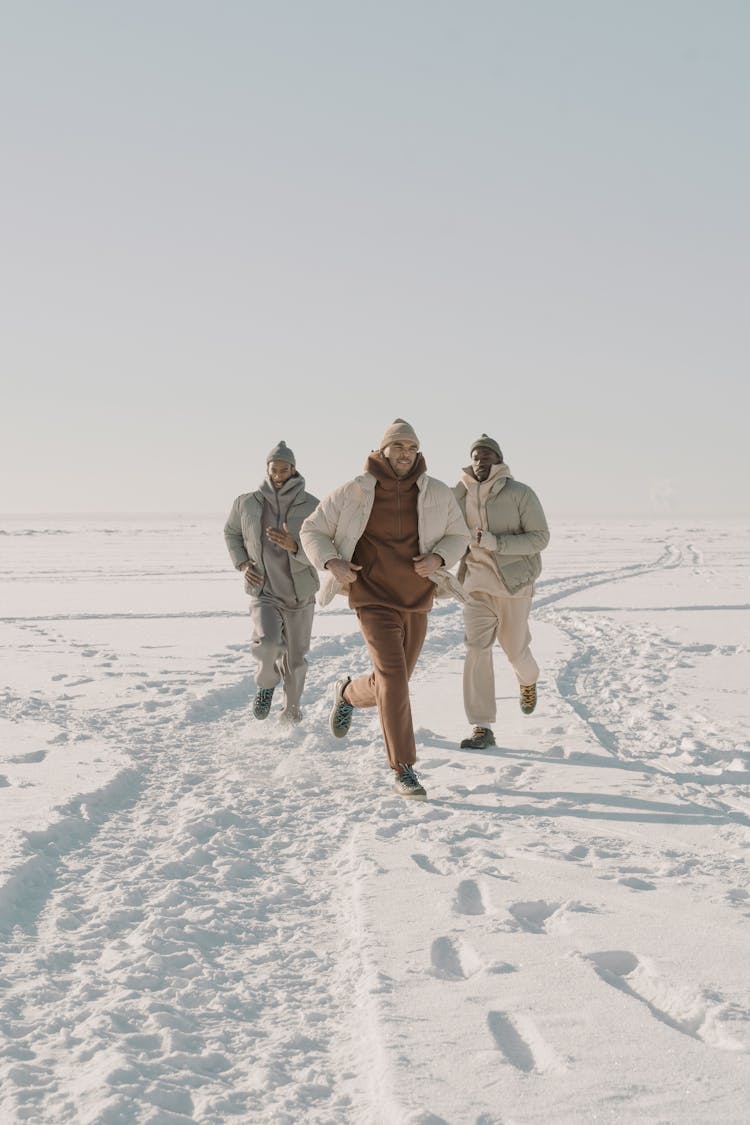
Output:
top-left (250, 599), bottom-right (315, 712)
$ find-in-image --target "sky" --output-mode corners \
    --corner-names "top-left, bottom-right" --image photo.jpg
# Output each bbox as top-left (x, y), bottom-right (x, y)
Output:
top-left (2, 0), bottom-right (749, 518)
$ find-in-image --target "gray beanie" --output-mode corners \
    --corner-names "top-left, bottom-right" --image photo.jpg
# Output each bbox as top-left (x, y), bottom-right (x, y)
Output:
top-left (470, 434), bottom-right (503, 461)
top-left (266, 439), bottom-right (296, 466)
top-left (379, 418), bottom-right (419, 451)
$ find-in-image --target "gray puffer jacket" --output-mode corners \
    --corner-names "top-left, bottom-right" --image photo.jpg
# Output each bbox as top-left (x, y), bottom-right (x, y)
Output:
top-left (454, 464), bottom-right (550, 595)
top-left (224, 475), bottom-right (320, 603)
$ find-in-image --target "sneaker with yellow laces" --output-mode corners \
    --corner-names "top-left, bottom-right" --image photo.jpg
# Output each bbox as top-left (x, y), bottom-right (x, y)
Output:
top-left (520, 683), bottom-right (537, 715)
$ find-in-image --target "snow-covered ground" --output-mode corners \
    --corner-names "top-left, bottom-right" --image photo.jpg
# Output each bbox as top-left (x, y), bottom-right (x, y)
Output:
top-left (1, 515), bottom-right (749, 1124)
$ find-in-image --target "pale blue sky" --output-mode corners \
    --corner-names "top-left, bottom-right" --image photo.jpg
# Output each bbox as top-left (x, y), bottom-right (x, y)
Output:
top-left (2, 1), bottom-right (748, 516)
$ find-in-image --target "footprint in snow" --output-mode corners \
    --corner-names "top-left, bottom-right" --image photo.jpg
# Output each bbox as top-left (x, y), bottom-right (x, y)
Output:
top-left (429, 936), bottom-right (483, 980)
top-left (401, 1112), bottom-right (450, 1125)
top-left (585, 950), bottom-right (748, 1052)
top-left (454, 879), bottom-right (487, 915)
top-left (508, 900), bottom-right (561, 934)
top-left (618, 876), bottom-right (656, 891)
top-left (411, 853), bottom-right (445, 875)
top-left (487, 1010), bottom-right (535, 1072)
top-left (487, 1010), bottom-right (568, 1074)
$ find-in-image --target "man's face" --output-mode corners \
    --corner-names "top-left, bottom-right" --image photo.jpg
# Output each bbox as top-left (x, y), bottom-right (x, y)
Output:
top-left (471, 446), bottom-right (501, 481)
top-left (268, 460), bottom-right (295, 490)
top-left (383, 440), bottom-right (419, 478)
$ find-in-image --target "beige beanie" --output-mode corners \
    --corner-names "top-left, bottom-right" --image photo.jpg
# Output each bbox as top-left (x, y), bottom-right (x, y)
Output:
top-left (379, 418), bottom-right (419, 451)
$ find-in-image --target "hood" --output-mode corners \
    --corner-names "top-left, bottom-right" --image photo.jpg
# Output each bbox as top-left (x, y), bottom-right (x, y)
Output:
top-left (365, 450), bottom-right (427, 488)
top-left (461, 461), bottom-right (512, 491)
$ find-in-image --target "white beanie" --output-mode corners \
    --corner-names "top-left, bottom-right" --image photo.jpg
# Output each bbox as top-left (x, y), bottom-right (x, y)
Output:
top-left (378, 418), bottom-right (419, 451)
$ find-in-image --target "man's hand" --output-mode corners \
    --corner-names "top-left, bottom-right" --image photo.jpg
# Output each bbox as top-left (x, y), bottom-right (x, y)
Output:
top-left (266, 522), bottom-right (297, 553)
top-left (240, 561), bottom-right (263, 588)
top-left (325, 558), bottom-right (363, 585)
top-left (412, 552), bottom-right (443, 577)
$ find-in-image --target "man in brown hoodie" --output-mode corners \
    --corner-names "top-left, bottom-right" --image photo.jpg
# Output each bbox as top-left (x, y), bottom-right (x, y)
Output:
top-left (300, 420), bottom-right (469, 798)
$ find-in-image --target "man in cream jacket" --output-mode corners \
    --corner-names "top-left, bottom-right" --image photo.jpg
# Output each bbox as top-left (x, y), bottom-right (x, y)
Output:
top-left (300, 419), bottom-right (469, 798)
top-left (454, 434), bottom-right (550, 750)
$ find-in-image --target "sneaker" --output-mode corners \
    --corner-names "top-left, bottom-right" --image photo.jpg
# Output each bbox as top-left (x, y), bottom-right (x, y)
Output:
top-left (279, 706), bottom-right (302, 725)
top-left (393, 763), bottom-right (427, 799)
top-left (329, 677), bottom-right (353, 738)
top-left (460, 726), bottom-right (496, 749)
top-left (253, 687), bottom-right (274, 720)
top-left (520, 683), bottom-right (537, 715)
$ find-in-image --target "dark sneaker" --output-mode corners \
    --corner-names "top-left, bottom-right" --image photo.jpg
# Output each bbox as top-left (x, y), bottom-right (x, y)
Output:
top-left (329, 677), bottom-right (353, 738)
top-left (253, 687), bottom-right (274, 720)
top-left (520, 683), bottom-right (537, 715)
top-left (460, 726), bottom-right (496, 749)
top-left (393, 763), bottom-right (427, 799)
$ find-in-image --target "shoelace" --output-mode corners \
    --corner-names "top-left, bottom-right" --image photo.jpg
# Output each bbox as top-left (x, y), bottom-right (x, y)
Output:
top-left (258, 689), bottom-right (273, 702)
top-left (520, 686), bottom-right (536, 704)
top-left (334, 699), bottom-right (353, 721)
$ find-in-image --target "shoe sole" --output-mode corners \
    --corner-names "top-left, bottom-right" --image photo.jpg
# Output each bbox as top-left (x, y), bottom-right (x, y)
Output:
top-left (394, 787), bottom-right (427, 799)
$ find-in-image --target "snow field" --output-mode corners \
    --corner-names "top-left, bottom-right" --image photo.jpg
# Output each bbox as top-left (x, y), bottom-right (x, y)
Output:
top-left (1, 517), bottom-right (749, 1123)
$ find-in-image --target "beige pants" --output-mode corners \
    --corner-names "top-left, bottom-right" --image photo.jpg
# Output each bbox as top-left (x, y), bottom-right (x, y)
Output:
top-left (463, 588), bottom-right (538, 726)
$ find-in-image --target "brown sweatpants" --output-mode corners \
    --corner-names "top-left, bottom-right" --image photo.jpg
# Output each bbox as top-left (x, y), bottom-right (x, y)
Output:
top-left (344, 604), bottom-right (428, 770)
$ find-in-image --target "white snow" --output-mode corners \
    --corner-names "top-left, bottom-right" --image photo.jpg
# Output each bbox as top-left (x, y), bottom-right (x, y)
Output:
top-left (1, 514), bottom-right (749, 1124)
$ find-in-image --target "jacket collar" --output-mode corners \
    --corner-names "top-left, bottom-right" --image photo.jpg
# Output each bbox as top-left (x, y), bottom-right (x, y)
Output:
top-left (258, 473), bottom-right (305, 505)
top-left (364, 451), bottom-right (426, 488)
top-left (460, 461), bottom-right (512, 493)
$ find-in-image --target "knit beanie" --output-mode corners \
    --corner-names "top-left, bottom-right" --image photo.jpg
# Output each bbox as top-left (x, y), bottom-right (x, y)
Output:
top-left (378, 418), bottom-right (419, 451)
top-left (470, 433), bottom-right (503, 461)
top-left (266, 440), bottom-right (296, 466)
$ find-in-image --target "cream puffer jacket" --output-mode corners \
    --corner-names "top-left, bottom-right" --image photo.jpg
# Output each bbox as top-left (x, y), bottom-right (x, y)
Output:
top-left (300, 472), bottom-right (471, 607)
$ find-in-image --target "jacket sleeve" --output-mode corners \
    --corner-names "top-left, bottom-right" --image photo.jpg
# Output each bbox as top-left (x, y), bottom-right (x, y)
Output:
top-left (430, 488), bottom-right (471, 569)
top-left (287, 494), bottom-right (319, 571)
top-left (223, 498), bottom-right (250, 569)
top-left (495, 488), bottom-right (550, 556)
top-left (299, 489), bottom-right (346, 571)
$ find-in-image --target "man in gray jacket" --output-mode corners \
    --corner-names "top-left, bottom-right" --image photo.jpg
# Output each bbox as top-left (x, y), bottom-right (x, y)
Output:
top-left (454, 434), bottom-right (550, 749)
top-left (224, 441), bottom-right (319, 724)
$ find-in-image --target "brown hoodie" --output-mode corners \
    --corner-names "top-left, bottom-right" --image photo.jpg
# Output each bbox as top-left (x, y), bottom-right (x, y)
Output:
top-left (349, 452), bottom-right (434, 612)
